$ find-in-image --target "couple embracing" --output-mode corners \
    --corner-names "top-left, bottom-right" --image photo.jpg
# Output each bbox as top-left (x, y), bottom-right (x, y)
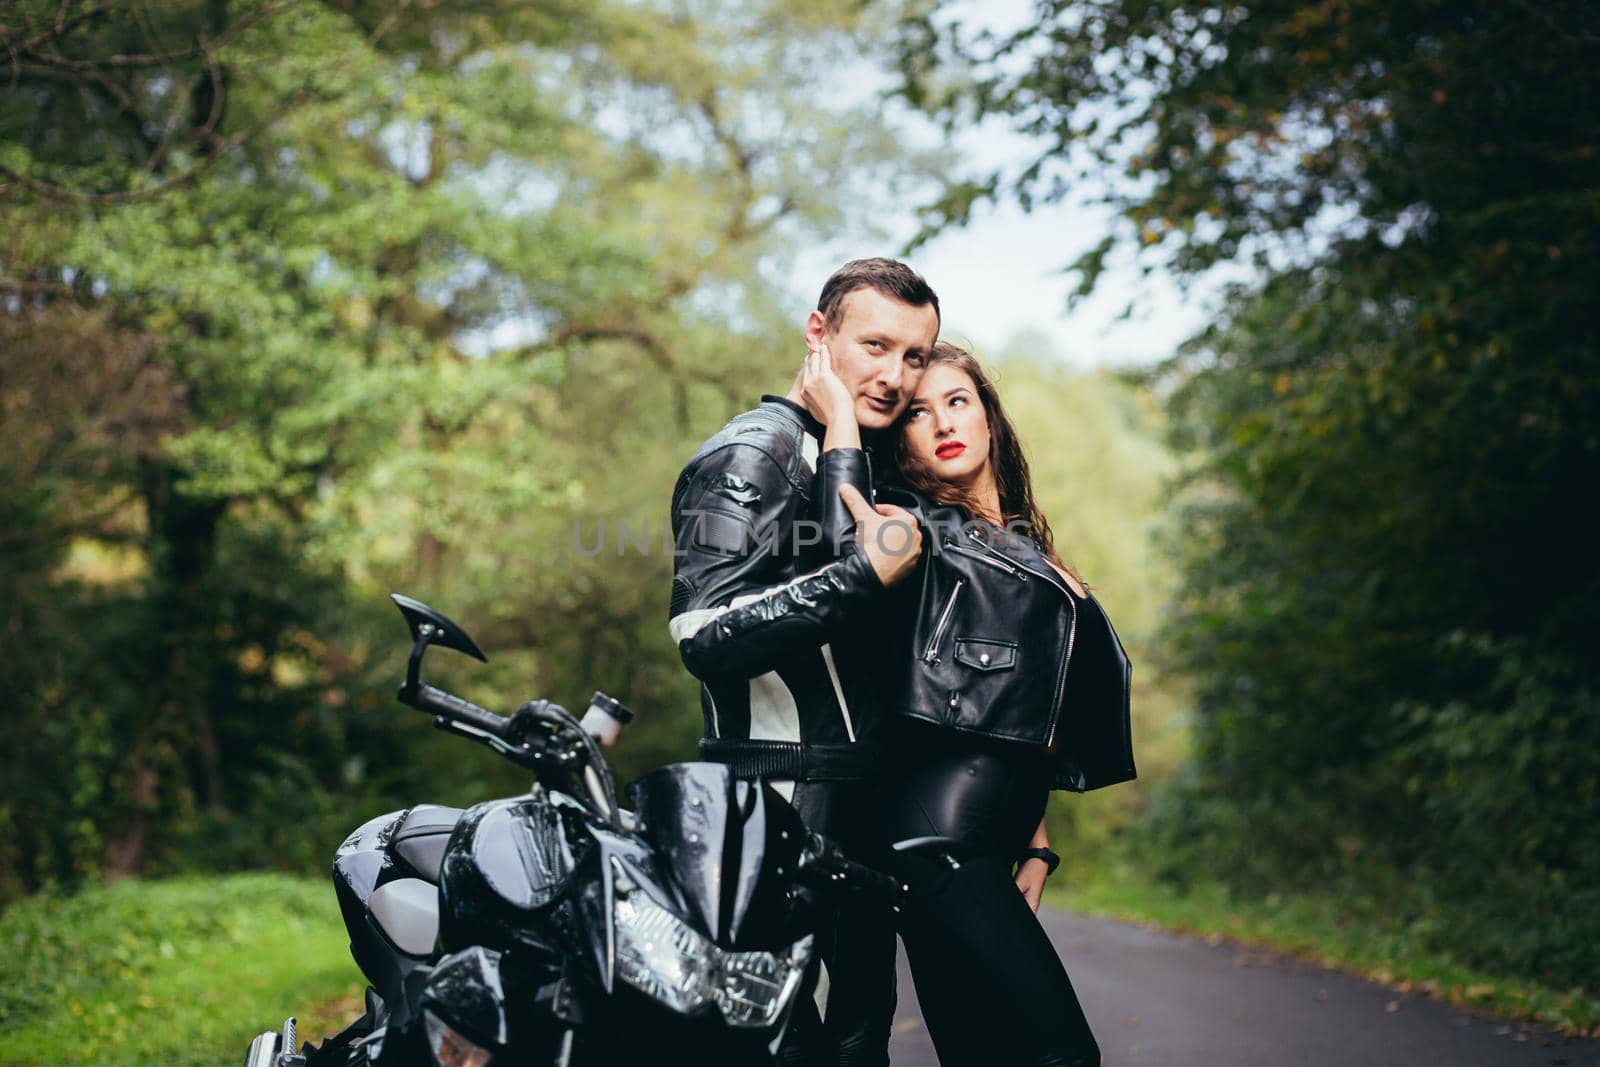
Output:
top-left (668, 259), bottom-right (1136, 1066)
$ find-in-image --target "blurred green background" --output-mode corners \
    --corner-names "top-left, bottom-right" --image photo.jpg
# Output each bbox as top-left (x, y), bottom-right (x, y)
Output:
top-left (2, 0), bottom-right (1596, 1060)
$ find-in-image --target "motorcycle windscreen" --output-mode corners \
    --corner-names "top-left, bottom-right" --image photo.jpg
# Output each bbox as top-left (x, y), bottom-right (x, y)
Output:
top-left (626, 762), bottom-right (805, 947)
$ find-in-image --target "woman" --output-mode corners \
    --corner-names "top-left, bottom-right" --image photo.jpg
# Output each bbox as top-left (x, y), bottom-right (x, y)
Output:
top-left (804, 339), bottom-right (1135, 1067)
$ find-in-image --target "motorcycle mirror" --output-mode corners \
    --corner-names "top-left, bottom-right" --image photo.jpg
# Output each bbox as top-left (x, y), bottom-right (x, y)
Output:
top-left (391, 594), bottom-right (488, 663)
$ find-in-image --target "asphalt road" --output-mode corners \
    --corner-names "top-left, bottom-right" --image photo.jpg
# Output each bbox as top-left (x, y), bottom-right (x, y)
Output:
top-left (887, 908), bottom-right (1600, 1066)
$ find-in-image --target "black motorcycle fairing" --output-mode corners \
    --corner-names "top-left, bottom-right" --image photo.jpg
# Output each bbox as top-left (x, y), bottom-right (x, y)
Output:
top-left (571, 824), bottom-right (673, 995)
top-left (436, 794), bottom-right (577, 964)
top-left (391, 803), bottom-right (465, 881)
top-left (390, 934), bottom-right (787, 1067)
top-left (731, 781), bottom-right (810, 950)
top-left (415, 946), bottom-right (510, 1050)
top-left (334, 810), bottom-right (395, 903)
top-left (334, 808), bottom-right (450, 1010)
top-left (474, 803), bottom-right (570, 910)
top-left (626, 763), bottom-right (726, 942)
top-left (627, 763), bottom-right (808, 949)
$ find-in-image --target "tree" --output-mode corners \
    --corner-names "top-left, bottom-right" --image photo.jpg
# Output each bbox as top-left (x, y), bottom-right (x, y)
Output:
top-left (898, 0), bottom-right (1600, 984)
top-left (901, 0), bottom-right (1599, 278)
top-left (0, 0), bottom-right (935, 893)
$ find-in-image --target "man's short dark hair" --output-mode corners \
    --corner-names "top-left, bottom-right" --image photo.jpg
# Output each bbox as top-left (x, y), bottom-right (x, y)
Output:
top-left (816, 258), bottom-right (940, 330)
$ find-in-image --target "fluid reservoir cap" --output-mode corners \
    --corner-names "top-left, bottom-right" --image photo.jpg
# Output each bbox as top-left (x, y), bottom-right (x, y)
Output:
top-left (588, 691), bottom-right (634, 723)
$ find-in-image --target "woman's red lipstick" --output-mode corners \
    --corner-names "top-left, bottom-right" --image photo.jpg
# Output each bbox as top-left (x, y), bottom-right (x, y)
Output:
top-left (935, 441), bottom-right (966, 460)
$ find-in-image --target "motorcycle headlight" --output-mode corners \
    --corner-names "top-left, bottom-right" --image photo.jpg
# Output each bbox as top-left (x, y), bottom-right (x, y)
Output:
top-left (423, 1009), bottom-right (493, 1067)
top-left (610, 860), bottom-right (811, 1029)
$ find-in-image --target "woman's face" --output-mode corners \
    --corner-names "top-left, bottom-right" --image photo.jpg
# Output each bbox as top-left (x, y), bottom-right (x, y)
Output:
top-left (903, 362), bottom-right (992, 489)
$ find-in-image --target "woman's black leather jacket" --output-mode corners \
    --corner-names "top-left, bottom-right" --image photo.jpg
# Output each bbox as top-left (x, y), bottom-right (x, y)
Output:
top-left (821, 463), bottom-right (1136, 792)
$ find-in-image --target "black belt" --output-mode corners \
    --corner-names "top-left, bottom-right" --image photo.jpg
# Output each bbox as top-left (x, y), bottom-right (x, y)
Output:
top-left (698, 737), bottom-right (882, 782)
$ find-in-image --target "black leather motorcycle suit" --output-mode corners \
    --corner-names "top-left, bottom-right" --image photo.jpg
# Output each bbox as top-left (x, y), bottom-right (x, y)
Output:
top-left (668, 394), bottom-right (906, 1065)
top-left (883, 724), bottom-right (1101, 1067)
top-left (669, 394), bottom-right (912, 773)
top-left (810, 448), bottom-right (1116, 1067)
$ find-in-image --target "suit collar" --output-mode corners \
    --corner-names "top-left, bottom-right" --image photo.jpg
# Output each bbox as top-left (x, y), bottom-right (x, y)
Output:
top-left (760, 394), bottom-right (825, 440)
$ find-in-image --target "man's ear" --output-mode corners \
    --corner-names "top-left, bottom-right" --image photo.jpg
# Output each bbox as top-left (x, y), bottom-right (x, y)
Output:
top-left (804, 309), bottom-right (829, 348)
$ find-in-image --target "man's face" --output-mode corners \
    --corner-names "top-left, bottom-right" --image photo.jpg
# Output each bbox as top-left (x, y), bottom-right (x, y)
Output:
top-left (805, 287), bottom-right (939, 431)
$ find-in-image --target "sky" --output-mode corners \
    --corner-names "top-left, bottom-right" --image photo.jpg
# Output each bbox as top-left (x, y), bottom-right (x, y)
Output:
top-left (788, 174), bottom-right (1211, 371)
top-left (782, 0), bottom-right (1213, 371)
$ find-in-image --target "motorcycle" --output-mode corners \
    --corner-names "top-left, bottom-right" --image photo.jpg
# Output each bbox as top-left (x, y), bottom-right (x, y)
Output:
top-left (243, 594), bottom-right (936, 1067)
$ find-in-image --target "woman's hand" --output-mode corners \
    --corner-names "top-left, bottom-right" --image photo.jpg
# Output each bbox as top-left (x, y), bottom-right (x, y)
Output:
top-left (1017, 815), bottom-right (1052, 913)
top-left (1015, 858), bottom-right (1049, 913)
top-left (801, 341), bottom-right (860, 451)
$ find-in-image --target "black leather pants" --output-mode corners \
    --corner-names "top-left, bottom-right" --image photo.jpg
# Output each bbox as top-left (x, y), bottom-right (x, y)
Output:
top-left (776, 778), bottom-right (898, 1067)
top-left (884, 728), bottom-right (1101, 1067)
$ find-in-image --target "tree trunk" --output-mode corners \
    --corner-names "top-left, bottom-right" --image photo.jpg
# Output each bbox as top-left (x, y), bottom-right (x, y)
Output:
top-left (103, 461), bottom-right (226, 876)
top-left (104, 753), bottom-right (157, 880)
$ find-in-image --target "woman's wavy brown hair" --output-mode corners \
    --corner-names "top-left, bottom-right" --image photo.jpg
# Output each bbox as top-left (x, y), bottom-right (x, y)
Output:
top-left (894, 341), bottom-right (1082, 583)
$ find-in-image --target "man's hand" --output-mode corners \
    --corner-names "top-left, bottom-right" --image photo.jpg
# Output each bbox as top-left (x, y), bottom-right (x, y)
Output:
top-left (839, 483), bottom-right (921, 587)
top-left (1015, 859), bottom-right (1048, 913)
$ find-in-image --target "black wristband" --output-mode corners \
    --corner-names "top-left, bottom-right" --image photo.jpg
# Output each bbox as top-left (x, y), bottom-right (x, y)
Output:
top-left (1018, 846), bottom-right (1060, 876)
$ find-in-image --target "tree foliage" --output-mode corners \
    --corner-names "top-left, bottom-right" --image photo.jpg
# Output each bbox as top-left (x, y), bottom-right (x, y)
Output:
top-left (0, 0), bottom-right (934, 898)
top-left (902, 0), bottom-right (1599, 280)
top-left (901, 0), bottom-right (1600, 986)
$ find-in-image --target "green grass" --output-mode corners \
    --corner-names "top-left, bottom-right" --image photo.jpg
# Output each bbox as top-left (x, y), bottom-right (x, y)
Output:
top-left (0, 874), bottom-right (365, 1067)
top-left (1048, 861), bottom-right (1600, 1038)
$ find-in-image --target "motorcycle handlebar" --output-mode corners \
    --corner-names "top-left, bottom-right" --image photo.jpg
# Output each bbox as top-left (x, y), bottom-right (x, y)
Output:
top-left (798, 834), bottom-right (905, 903)
top-left (796, 832), bottom-right (965, 906)
top-left (413, 683), bottom-right (511, 739)
top-left (401, 671), bottom-right (629, 828)
top-left (830, 853), bottom-right (904, 902)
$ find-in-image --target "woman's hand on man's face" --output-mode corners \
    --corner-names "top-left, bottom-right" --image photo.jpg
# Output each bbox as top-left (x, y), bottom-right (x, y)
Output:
top-left (801, 340), bottom-right (857, 428)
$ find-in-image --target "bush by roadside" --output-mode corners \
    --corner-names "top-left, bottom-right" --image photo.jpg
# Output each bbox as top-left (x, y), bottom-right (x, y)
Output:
top-left (0, 874), bottom-right (363, 1066)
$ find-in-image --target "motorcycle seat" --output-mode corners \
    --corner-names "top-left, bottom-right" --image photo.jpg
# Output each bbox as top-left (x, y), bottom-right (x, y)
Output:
top-left (393, 804), bottom-right (465, 881)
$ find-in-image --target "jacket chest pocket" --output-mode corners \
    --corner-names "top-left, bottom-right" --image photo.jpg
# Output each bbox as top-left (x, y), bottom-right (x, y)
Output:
top-left (954, 637), bottom-right (1017, 672)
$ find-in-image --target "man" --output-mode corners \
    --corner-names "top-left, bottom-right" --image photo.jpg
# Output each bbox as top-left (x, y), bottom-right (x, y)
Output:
top-left (667, 258), bottom-right (939, 1064)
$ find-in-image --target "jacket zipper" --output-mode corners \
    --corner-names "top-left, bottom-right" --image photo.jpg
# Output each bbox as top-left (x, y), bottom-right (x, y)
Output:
top-left (946, 527), bottom-right (1078, 746)
top-left (958, 530), bottom-right (1078, 746)
top-left (1044, 606), bottom-right (1077, 749)
top-left (944, 541), bottom-right (1025, 578)
top-left (922, 579), bottom-right (964, 664)
top-left (965, 526), bottom-right (1074, 597)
